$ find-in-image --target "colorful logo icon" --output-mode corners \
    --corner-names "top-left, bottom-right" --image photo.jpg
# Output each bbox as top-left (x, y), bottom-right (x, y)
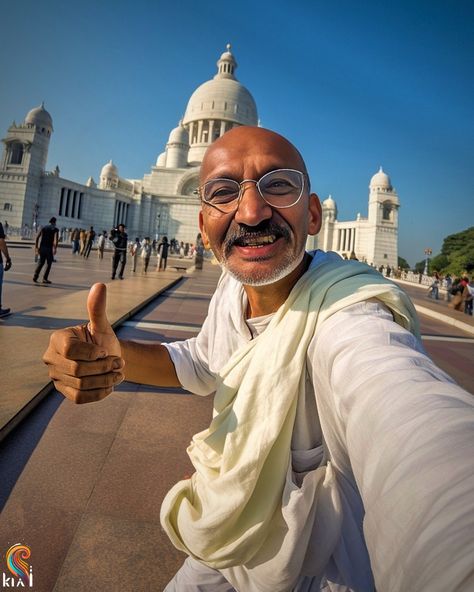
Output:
top-left (4, 544), bottom-right (33, 587)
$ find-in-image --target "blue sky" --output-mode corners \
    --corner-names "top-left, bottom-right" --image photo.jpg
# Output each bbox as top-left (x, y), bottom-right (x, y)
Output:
top-left (0, 0), bottom-right (472, 265)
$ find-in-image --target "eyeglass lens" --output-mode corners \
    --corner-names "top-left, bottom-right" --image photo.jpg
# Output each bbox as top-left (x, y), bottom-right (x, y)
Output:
top-left (202, 169), bottom-right (304, 211)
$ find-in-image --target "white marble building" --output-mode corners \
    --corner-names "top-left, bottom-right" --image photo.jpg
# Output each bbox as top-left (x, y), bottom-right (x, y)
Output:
top-left (0, 44), bottom-right (398, 266)
top-left (308, 167), bottom-right (399, 267)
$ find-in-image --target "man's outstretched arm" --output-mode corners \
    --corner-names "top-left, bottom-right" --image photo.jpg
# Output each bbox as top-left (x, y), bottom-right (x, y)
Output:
top-left (43, 283), bottom-right (180, 404)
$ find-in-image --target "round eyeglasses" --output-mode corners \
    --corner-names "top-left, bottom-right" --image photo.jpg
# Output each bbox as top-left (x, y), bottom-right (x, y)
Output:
top-left (196, 168), bottom-right (306, 215)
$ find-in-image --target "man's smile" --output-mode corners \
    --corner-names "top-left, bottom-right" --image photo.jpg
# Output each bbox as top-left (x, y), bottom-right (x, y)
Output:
top-left (223, 222), bottom-right (290, 258)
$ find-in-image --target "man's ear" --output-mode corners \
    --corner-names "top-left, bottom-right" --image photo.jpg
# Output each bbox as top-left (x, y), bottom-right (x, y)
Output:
top-left (198, 211), bottom-right (211, 249)
top-left (308, 193), bottom-right (322, 236)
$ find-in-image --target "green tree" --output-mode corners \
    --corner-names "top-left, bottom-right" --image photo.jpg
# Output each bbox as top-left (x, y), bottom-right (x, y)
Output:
top-left (398, 256), bottom-right (410, 269)
top-left (421, 227), bottom-right (474, 276)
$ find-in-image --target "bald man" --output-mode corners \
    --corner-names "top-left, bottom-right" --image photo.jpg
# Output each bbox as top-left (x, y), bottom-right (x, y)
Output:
top-left (44, 127), bottom-right (474, 591)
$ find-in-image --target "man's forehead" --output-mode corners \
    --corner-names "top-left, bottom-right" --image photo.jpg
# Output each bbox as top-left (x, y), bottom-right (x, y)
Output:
top-left (201, 129), bottom-right (304, 181)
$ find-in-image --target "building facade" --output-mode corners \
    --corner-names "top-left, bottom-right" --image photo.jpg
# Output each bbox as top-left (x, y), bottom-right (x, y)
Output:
top-left (0, 45), bottom-right (398, 267)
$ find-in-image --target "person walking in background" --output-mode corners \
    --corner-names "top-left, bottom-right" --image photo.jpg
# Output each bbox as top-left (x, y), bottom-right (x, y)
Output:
top-left (71, 228), bottom-right (80, 254)
top-left (462, 277), bottom-right (473, 315)
top-left (141, 237), bottom-right (152, 273)
top-left (83, 226), bottom-right (96, 259)
top-left (97, 230), bottom-right (107, 259)
top-left (0, 221), bottom-right (12, 317)
top-left (79, 228), bottom-right (86, 255)
top-left (130, 237), bottom-right (141, 272)
top-left (158, 236), bottom-right (170, 271)
top-left (444, 273), bottom-right (453, 302)
top-left (33, 217), bottom-right (59, 284)
top-left (110, 224), bottom-right (128, 280)
top-left (428, 272), bottom-right (440, 300)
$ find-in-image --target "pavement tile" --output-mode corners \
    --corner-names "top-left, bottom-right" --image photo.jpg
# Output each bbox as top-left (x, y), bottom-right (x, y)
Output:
top-left (0, 504), bottom-right (82, 592)
top-left (52, 513), bottom-right (185, 592)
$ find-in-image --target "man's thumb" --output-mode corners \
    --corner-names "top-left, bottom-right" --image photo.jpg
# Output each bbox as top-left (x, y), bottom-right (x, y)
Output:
top-left (87, 283), bottom-right (111, 335)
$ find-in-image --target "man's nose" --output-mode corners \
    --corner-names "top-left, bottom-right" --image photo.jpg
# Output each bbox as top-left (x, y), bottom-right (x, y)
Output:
top-left (234, 182), bottom-right (273, 226)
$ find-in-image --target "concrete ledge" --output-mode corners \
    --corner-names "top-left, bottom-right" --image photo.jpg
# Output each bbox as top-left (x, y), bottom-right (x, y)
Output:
top-left (414, 304), bottom-right (474, 336)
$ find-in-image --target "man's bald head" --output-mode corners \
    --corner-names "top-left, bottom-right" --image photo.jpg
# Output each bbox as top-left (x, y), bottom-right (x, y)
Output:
top-left (200, 126), bottom-right (309, 184)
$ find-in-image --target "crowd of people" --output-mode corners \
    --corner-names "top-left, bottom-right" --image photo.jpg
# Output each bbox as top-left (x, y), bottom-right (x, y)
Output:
top-left (427, 271), bottom-right (474, 314)
top-left (0, 218), bottom-right (205, 314)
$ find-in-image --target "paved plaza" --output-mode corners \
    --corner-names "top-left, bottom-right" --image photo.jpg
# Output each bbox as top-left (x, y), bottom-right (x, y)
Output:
top-left (0, 243), bottom-right (473, 591)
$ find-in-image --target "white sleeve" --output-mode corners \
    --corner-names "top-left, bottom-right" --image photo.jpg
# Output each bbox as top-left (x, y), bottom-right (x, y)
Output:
top-left (163, 314), bottom-right (217, 397)
top-left (310, 301), bottom-right (474, 591)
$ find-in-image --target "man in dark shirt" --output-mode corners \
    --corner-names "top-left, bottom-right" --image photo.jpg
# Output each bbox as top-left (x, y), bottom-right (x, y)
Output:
top-left (158, 236), bottom-right (170, 271)
top-left (110, 223), bottom-right (128, 280)
top-left (0, 221), bottom-right (12, 316)
top-left (33, 217), bottom-right (59, 284)
top-left (83, 226), bottom-right (96, 259)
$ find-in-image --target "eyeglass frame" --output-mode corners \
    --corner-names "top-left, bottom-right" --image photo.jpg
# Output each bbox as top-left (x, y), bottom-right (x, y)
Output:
top-left (194, 168), bottom-right (308, 215)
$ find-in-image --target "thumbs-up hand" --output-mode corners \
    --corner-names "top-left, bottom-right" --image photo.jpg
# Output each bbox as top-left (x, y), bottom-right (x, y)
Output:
top-left (43, 283), bottom-right (124, 404)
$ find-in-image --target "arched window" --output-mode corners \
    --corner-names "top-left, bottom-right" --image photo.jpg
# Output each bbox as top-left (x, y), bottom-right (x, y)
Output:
top-left (4, 203), bottom-right (13, 211)
top-left (10, 142), bottom-right (24, 165)
top-left (382, 201), bottom-right (393, 221)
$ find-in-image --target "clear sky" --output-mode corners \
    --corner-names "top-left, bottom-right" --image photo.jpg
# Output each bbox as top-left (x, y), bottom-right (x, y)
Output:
top-left (0, 0), bottom-right (472, 265)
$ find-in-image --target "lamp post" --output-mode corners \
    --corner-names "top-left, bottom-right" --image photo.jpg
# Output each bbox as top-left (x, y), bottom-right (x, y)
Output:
top-left (423, 248), bottom-right (432, 275)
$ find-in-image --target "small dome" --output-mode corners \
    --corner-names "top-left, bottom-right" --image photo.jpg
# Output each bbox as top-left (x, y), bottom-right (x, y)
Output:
top-left (156, 152), bottom-right (167, 166)
top-left (168, 122), bottom-right (189, 145)
top-left (100, 160), bottom-right (118, 178)
top-left (370, 166), bottom-right (392, 190)
top-left (86, 176), bottom-right (96, 187)
top-left (25, 102), bottom-right (53, 130)
top-left (322, 195), bottom-right (336, 209)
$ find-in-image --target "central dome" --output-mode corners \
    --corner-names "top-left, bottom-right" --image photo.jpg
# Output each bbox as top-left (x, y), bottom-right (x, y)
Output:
top-left (183, 78), bottom-right (257, 126)
top-left (182, 44), bottom-right (258, 163)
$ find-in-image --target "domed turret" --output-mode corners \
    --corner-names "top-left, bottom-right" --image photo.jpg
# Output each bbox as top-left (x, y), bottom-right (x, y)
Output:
top-left (100, 160), bottom-right (118, 178)
top-left (166, 121), bottom-right (189, 168)
top-left (322, 195), bottom-right (337, 221)
top-left (99, 160), bottom-right (119, 189)
top-left (322, 195), bottom-right (337, 209)
top-left (182, 44), bottom-right (258, 164)
top-left (168, 122), bottom-right (189, 145)
top-left (156, 152), bottom-right (167, 167)
top-left (215, 43), bottom-right (237, 79)
top-left (25, 102), bottom-right (53, 132)
top-left (370, 166), bottom-right (392, 191)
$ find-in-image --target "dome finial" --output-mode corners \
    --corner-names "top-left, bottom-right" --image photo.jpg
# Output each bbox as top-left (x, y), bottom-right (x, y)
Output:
top-left (226, 43), bottom-right (231, 52)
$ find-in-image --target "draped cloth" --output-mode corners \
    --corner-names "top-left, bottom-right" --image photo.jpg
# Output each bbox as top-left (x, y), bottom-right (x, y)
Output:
top-left (160, 259), bottom-right (419, 591)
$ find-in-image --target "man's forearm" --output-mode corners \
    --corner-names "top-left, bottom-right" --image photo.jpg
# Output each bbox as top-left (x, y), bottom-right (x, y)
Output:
top-left (119, 339), bottom-right (181, 387)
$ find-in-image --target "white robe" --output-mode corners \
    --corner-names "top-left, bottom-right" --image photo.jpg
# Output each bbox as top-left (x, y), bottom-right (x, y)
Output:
top-left (164, 250), bottom-right (474, 591)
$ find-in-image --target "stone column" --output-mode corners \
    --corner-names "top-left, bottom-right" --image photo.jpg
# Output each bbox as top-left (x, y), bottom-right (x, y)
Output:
top-left (197, 120), bottom-right (203, 143)
top-left (209, 120), bottom-right (215, 142)
top-left (220, 120), bottom-right (226, 136)
top-left (188, 122), bottom-right (195, 144)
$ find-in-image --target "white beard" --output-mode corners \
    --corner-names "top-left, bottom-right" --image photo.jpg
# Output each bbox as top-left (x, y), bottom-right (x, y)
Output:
top-left (218, 246), bottom-right (306, 287)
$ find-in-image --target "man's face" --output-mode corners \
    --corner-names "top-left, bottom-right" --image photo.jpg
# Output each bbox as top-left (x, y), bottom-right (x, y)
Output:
top-left (118, 225), bottom-right (125, 233)
top-left (198, 127), bottom-right (321, 286)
